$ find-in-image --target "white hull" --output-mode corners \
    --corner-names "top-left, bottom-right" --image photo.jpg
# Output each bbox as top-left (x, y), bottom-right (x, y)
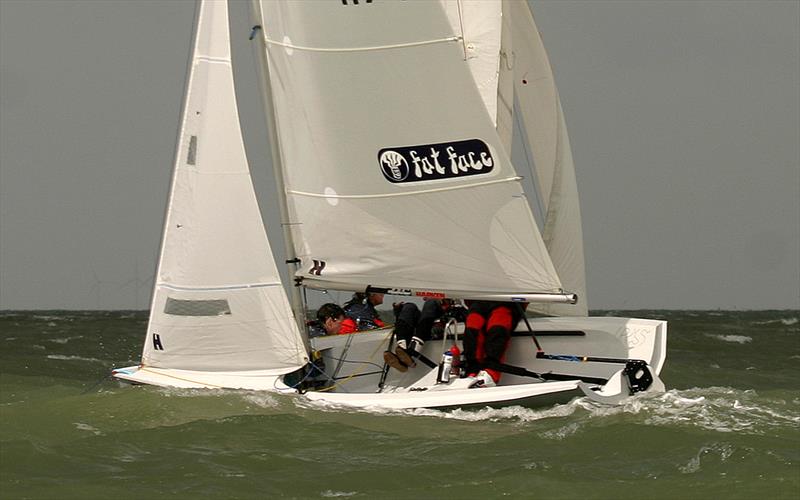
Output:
top-left (113, 316), bottom-right (666, 409)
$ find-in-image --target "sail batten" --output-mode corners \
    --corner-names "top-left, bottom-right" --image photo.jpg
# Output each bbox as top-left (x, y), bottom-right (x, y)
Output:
top-left (287, 176), bottom-right (522, 199)
top-left (262, 35), bottom-right (461, 53)
top-left (158, 282), bottom-right (284, 292)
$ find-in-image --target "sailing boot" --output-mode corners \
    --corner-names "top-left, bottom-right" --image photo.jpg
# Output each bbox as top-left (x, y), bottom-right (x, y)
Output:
top-left (468, 370), bottom-right (496, 389)
top-left (397, 336), bottom-right (424, 367)
top-left (383, 350), bottom-right (408, 372)
top-left (383, 320), bottom-right (413, 372)
top-left (392, 320), bottom-right (417, 368)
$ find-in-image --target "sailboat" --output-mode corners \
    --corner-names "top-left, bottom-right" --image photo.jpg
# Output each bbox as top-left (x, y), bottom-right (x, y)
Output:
top-left (112, 0), bottom-right (666, 409)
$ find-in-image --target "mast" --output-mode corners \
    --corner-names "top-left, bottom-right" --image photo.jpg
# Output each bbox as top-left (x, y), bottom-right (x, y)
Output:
top-left (247, 0), bottom-right (309, 345)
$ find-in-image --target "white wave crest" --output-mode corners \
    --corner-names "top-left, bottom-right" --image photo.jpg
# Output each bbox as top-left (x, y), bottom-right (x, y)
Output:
top-left (47, 354), bottom-right (104, 363)
top-left (156, 386), bottom-right (230, 399)
top-left (753, 317), bottom-right (798, 326)
top-left (292, 395), bottom-right (584, 423)
top-left (321, 490), bottom-right (358, 498)
top-left (706, 334), bottom-right (752, 344)
top-left (32, 315), bottom-right (65, 321)
top-left (154, 387), bottom-right (283, 410)
top-left (74, 422), bottom-right (103, 435)
top-left (407, 402), bottom-right (582, 423)
top-left (47, 335), bottom-right (84, 344)
top-left (241, 392), bottom-right (280, 408)
top-left (599, 387), bottom-right (800, 435)
top-left (679, 443), bottom-right (735, 474)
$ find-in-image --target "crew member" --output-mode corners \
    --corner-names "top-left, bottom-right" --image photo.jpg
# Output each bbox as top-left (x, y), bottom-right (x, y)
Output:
top-left (340, 292), bottom-right (386, 334)
top-left (462, 300), bottom-right (525, 388)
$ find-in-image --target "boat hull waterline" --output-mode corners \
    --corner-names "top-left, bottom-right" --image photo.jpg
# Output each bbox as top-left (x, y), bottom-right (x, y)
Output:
top-left (113, 316), bottom-right (666, 409)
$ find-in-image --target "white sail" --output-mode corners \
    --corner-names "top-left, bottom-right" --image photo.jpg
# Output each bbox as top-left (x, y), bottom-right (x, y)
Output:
top-left (439, 0), bottom-right (503, 126)
top-left (113, 0), bottom-right (668, 408)
top-left (141, 0), bottom-right (306, 372)
top-left (509, 1), bottom-right (588, 315)
top-left (258, 0), bottom-right (567, 301)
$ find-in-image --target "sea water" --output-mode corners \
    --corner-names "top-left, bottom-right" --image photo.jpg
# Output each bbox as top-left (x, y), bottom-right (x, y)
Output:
top-left (1, 310), bottom-right (798, 499)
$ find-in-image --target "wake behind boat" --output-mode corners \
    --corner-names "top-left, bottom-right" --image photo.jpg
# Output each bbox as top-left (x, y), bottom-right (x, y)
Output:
top-left (112, 0), bottom-right (666, 409)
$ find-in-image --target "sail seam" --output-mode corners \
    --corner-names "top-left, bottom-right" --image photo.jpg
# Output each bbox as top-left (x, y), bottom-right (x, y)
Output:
top-left (288, 176), bottom-right (522, 199)
top-left (180, 168), bottom-right (253, 176)
top-left (263, 35), bottom-right (461, 53)
top-left (157, 282), bottom-right (283, 292)
top-left (196, 55), bottom-right (231, 64)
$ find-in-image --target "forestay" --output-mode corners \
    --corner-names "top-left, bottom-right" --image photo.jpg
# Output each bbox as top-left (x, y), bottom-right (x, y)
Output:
top-left (142, 0), bottom-right (306, 373)
top-left (258, 0), bottom-right (569, 301)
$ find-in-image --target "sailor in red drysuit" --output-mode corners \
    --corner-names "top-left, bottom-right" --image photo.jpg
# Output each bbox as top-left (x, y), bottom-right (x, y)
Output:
top-left (462, 300), bottom-right (526, 387)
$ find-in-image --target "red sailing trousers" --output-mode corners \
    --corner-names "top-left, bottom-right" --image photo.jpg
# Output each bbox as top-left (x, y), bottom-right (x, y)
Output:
top-left (464, 305), bottom-right (513, 383)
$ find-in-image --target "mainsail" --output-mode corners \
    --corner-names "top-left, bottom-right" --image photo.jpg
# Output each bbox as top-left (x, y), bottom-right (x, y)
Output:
top-left (258, 0), bottom-right (570, 302)
top-left (141, 0), bottom-right (306, 372)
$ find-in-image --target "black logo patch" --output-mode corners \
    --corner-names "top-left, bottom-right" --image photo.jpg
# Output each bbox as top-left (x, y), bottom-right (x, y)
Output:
top-left (378, 139), bottom-right (494, 183)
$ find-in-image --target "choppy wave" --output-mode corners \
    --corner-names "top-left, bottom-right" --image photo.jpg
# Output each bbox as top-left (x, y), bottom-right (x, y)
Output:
top-left (624, 388), bottom-right (798, 435)
top-left (679, 442), bottom-right (735, 474)
top-left (291, 386), bottom-right (800, 439)
top-left (155, 387), bottom-right (283, 410)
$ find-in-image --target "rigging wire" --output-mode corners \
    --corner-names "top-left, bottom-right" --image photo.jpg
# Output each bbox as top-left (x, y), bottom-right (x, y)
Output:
top-left (455, 0), bottom-right (469, 60)
top-left (313, 330), bottom-right (394, 393)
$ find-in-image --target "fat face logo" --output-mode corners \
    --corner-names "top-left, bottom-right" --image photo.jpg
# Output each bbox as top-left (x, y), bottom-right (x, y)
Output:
top-left (378, 139), bottom-right (494, 184)
top-left (379, 151), bottom-right (410, 181)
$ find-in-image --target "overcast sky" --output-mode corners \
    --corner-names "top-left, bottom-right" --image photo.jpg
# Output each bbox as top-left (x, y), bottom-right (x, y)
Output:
top-left (1, 1), bottom-right (798, 310)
